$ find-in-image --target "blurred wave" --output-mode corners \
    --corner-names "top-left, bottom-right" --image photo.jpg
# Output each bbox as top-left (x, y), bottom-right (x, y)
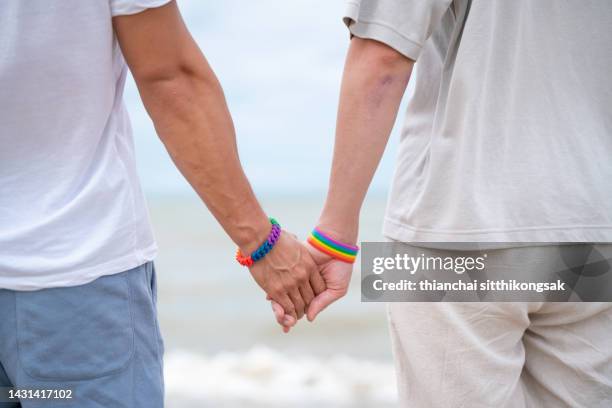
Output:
top-left (148, 194), bottom-right (397, 406)
top-left (165, 346), bottom-right (396, 408)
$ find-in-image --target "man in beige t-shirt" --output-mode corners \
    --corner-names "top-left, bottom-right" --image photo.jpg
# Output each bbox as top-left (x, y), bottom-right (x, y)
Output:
top-left (280, 0), bottom-right (612, 406)
top-left (346, 0), bottom-right (612, 242)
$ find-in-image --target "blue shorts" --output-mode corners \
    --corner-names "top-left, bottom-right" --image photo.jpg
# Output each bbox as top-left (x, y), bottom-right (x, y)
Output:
top-left (0, 262), bottom-right (164, 407)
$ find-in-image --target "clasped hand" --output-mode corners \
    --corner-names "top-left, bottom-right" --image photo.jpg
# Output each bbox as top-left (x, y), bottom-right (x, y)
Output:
top-left (247, 232), bottom-right (353, 332)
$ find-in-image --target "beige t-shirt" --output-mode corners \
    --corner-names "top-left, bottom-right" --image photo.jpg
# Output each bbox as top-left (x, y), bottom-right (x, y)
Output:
top-left (345, 0), bottom-right (612, 243)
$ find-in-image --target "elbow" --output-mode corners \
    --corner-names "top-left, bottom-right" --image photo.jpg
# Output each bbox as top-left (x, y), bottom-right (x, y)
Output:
top-left (371, 47), bottom-right (412, 72)
top-left (132, 46), bottom-right (220, 101)
top-left (135, 59), bottom-right (218, 96)
top-left (351, 37), bottom-right (414, 83)
top-left (135, 61), bottom-right (221, 126)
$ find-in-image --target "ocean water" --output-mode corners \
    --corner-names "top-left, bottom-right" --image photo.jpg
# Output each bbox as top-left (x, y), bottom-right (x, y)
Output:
top-left (148, 193), bottom-right (398, 407)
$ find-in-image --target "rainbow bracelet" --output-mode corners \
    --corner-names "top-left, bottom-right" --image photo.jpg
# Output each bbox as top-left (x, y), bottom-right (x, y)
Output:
top-left (236, 218), bottom-right (281, 267)
top-left (307, 227), bottom-right (359, 263)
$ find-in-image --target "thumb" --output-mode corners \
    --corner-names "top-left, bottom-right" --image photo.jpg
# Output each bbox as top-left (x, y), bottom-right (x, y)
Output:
top-left (271, 301), bottom-right (284, 324)
top-left (306, 290), bottom-right (340, 322)
top-left (271, 300), bottom-right (296, 328)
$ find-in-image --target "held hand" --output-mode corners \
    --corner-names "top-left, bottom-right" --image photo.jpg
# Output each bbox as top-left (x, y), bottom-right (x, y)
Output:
top-left (249, 232), bottom-right (326, 322)
top-left (271, 242), bottom-right (353, 332)
top-left (305, 244), bottom-right (353, 321)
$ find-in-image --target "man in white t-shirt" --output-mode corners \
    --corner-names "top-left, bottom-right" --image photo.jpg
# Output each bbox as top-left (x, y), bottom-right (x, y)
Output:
top-left (0, 1), bottom-right (326, 405)
top-left (272, 0), bottom-right (612, 406)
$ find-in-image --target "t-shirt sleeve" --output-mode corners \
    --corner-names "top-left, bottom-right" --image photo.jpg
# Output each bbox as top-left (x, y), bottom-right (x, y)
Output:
top-left (343, 0), bottom-right (453, 60)
top-left (109, 0), bottom-right (173, 17)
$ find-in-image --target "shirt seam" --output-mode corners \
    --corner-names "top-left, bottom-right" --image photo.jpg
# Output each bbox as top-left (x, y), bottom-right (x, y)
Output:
top-left (0, 243), bottom-right (157, 291)
top-left (349, 18), bottom-right (424, 50)
top-left (110, 0), bottom-right (173, 17)
top-left (384, 216), bottom-right (612, 235)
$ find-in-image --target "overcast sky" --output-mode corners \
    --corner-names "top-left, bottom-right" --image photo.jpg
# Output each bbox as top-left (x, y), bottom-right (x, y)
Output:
top-left (126, 0), bottom-right (405, 196)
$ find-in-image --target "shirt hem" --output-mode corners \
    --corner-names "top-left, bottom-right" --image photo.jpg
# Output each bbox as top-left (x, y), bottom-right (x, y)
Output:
top-left (383, 217), bottom-right (612, 244)
top-left (110, 0), bottom-right (173, 17)
top-left (0, 243), bottom-right (158, 291)
top-left (343, 4), bottom-right (422, 60)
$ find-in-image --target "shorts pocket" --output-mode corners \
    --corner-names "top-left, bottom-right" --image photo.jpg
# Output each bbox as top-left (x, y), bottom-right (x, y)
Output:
top-left (16, 272), bottom-right (134, 381)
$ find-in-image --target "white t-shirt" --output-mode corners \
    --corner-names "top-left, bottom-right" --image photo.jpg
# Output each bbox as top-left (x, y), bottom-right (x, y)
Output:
top-left (0, 0), bottom-right (171, 290)
top-left (345, 0), bottom-right (612, 243)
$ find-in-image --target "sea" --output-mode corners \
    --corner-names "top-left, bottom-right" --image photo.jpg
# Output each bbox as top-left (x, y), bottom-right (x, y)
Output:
top-left (149, 193), bottom-right (398, 407)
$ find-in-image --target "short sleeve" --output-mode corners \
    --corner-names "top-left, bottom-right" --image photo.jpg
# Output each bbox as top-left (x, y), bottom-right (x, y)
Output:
top-left (343, 0), bottom-right (453, 60)
top-left (110, 0), bottom-right (173, 17)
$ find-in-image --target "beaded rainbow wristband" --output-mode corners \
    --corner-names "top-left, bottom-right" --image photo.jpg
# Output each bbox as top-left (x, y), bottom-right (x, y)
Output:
top-left (307, 227), bottom-right (359, 264)
top-left (236, 218), bottom-right (282, 267)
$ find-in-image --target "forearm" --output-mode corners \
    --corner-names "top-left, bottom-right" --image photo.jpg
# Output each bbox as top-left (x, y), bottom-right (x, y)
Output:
top-left (139, 64), bottom-right (322, 320)
top-left (114, 2), bottom-right (323, 321)
top-left (318, 38), bottom-right (414, 243)
top-left (138, 66), bottom-right (269, 252)
top-left (114, 3), bottom-right (270, 252)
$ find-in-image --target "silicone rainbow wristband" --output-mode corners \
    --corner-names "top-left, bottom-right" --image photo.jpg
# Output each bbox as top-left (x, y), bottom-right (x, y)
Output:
top-left (236, 218), bottom-right (281, 267)
top-left (307, 227), bottom-right (359, 264)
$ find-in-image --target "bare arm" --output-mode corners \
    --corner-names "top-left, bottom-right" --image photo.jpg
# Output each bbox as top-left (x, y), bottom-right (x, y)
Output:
top-left (113, 2), bottom-right (268, 249)
top-left (113, 1), bottom-right (324, 321)
top-left (319, 37), bottom-right (414, 244)
top-left (301, 37), bottom-right (414, 321)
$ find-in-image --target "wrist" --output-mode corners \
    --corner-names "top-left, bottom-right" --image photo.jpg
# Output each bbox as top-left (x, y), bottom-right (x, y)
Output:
top-left (318, 197), bottom-right (361, 244)
top-left (236, 217), bottom-right (282, 267)
top-left (307, 224), bottom-right (359, 264)
top-left (316, 215), bottom-right (359, 246)
top-left (235, 215), bottom-right (274, 255)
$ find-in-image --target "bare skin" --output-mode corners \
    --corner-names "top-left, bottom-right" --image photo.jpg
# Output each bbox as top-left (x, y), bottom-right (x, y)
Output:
top-left (274, 37), bottom-right (415, 330)
top-left (113, 1), bottom-right (325, 322)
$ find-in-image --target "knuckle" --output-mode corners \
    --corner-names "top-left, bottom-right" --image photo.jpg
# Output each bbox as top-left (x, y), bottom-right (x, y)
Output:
top-left (271, 282), bottom-right (284, 294)
top-left (284, 280), bottom-right (299, 291)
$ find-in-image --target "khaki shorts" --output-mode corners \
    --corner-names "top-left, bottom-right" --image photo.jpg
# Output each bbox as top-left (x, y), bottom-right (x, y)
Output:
top-left (387, 245), bottom-right (612, 407)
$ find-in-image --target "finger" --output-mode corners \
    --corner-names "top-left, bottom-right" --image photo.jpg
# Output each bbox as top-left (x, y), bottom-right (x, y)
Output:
top-left (299, 282), bottom-right (315, 308)
top-left (289, 289), bottom-right (305, 320)
top-left (276, 292), bottom-right (298, 322)
top-left (271, 300), bottom-right (296, 328)
top-left (302, 252), bottom-right (324, 298)
top-left (310, 271), bottom-right (326, 296)
top-left (306, 290), bottom-right (340, 322)
top-left (283, 315), bottom-right (296, 327)
top-left (271, 301), bottom-right (285, 325)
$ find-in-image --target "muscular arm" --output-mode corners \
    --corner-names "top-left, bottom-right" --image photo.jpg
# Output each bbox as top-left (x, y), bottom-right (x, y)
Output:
top-left (113, 2), bottom-right (269, 250)
top-left (318, 37), bottom-right (414, 244)
top-left (113, 1), bottom-right (324, 321)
